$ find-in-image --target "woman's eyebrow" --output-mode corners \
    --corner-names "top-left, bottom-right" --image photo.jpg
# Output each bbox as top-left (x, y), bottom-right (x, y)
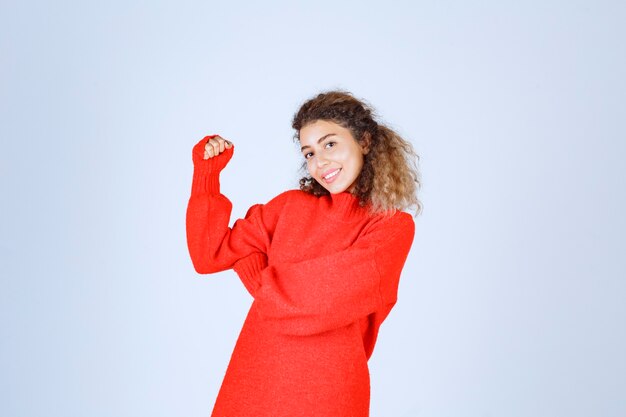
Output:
top-left (300, 133), bottom-right (336, 152)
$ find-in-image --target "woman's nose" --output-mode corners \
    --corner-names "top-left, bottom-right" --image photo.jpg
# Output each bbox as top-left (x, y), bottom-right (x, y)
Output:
top-left (316, 154), bottom-right (329, 168)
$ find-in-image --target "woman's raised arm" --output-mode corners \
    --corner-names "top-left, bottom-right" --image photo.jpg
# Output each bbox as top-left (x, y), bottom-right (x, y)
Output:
top-left (185, 135), bottom-right (288, 275)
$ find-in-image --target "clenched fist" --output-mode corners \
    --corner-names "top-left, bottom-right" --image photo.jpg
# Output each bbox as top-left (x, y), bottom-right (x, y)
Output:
top-left (204, 135), bottom-right (233, 159)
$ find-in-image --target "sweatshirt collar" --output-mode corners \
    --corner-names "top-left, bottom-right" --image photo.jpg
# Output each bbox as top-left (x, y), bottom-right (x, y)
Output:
top-left (327, 191), bottom-right (369, 220)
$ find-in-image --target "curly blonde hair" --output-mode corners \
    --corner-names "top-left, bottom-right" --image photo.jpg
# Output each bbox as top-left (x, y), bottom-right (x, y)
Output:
top-left (292, 90), bottom-right (422, 217)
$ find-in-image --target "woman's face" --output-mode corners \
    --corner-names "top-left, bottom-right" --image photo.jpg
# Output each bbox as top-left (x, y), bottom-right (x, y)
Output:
top-left (299, 119), bottom-right (368, 194)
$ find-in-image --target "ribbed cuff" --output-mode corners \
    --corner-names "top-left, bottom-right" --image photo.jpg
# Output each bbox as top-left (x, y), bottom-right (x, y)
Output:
top-left (189, 138), bottom-right (234, 196)
top-left (191, 168), bottom-right (221, 195)
top-left (233, 252), bottom-right (267, 296)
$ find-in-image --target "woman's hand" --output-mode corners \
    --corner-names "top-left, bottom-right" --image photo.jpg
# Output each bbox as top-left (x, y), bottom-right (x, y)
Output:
top-left (204, 135), bottom-right (233, 159)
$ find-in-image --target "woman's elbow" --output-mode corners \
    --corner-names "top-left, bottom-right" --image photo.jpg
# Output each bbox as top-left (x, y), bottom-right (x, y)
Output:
top-left (190, 256), bottom-right (225, 275)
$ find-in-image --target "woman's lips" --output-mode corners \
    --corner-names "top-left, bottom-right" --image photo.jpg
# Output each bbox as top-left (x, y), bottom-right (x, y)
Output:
top-left (323, 168), bottom-right (341, 184)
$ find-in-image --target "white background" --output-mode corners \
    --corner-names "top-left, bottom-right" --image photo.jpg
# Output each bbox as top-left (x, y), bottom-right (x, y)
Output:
top-left (1, 1), bottom-right (625, 416)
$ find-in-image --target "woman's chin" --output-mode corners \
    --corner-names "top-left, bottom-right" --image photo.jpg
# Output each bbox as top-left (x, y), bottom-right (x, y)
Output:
top-left (320, 181), bottom-right (342, 193)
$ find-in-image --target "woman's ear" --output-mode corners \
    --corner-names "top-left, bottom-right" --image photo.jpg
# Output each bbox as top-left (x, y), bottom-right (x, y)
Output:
top-left (361, 131), bottom-right (372, 155)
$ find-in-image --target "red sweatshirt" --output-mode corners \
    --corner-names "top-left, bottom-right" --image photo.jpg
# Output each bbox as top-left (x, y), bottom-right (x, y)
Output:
top-left (186, 135), bottom-right (415, 417)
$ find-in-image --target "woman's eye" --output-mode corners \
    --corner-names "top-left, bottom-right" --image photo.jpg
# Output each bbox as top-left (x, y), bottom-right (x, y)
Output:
top-left (324, 141), bottom-right (336, 149)
top-left (304, 152), bottom-right (313, 159)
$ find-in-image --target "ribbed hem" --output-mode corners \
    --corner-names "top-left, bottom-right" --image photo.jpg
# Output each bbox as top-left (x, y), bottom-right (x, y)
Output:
top-left (233, 252), bottom-right (267, 296)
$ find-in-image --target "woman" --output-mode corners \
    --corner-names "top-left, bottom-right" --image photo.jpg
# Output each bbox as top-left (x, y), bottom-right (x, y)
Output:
top-left (186, 90), bottom-right (421, 416)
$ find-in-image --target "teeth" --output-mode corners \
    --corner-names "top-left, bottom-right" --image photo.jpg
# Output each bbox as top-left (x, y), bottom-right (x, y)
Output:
top-left (324, 169), bottom-right (340, 180)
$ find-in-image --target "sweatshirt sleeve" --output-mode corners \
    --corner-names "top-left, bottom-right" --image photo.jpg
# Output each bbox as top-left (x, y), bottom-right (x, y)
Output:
top-left (185, 135), bottom-right (286, 275)
top-left (248, 212), bottom-right (415, 336)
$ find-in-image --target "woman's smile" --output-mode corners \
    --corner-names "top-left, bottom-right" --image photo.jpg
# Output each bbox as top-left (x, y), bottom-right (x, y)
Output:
top-left (322, 168), bottom-right (341, 183)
